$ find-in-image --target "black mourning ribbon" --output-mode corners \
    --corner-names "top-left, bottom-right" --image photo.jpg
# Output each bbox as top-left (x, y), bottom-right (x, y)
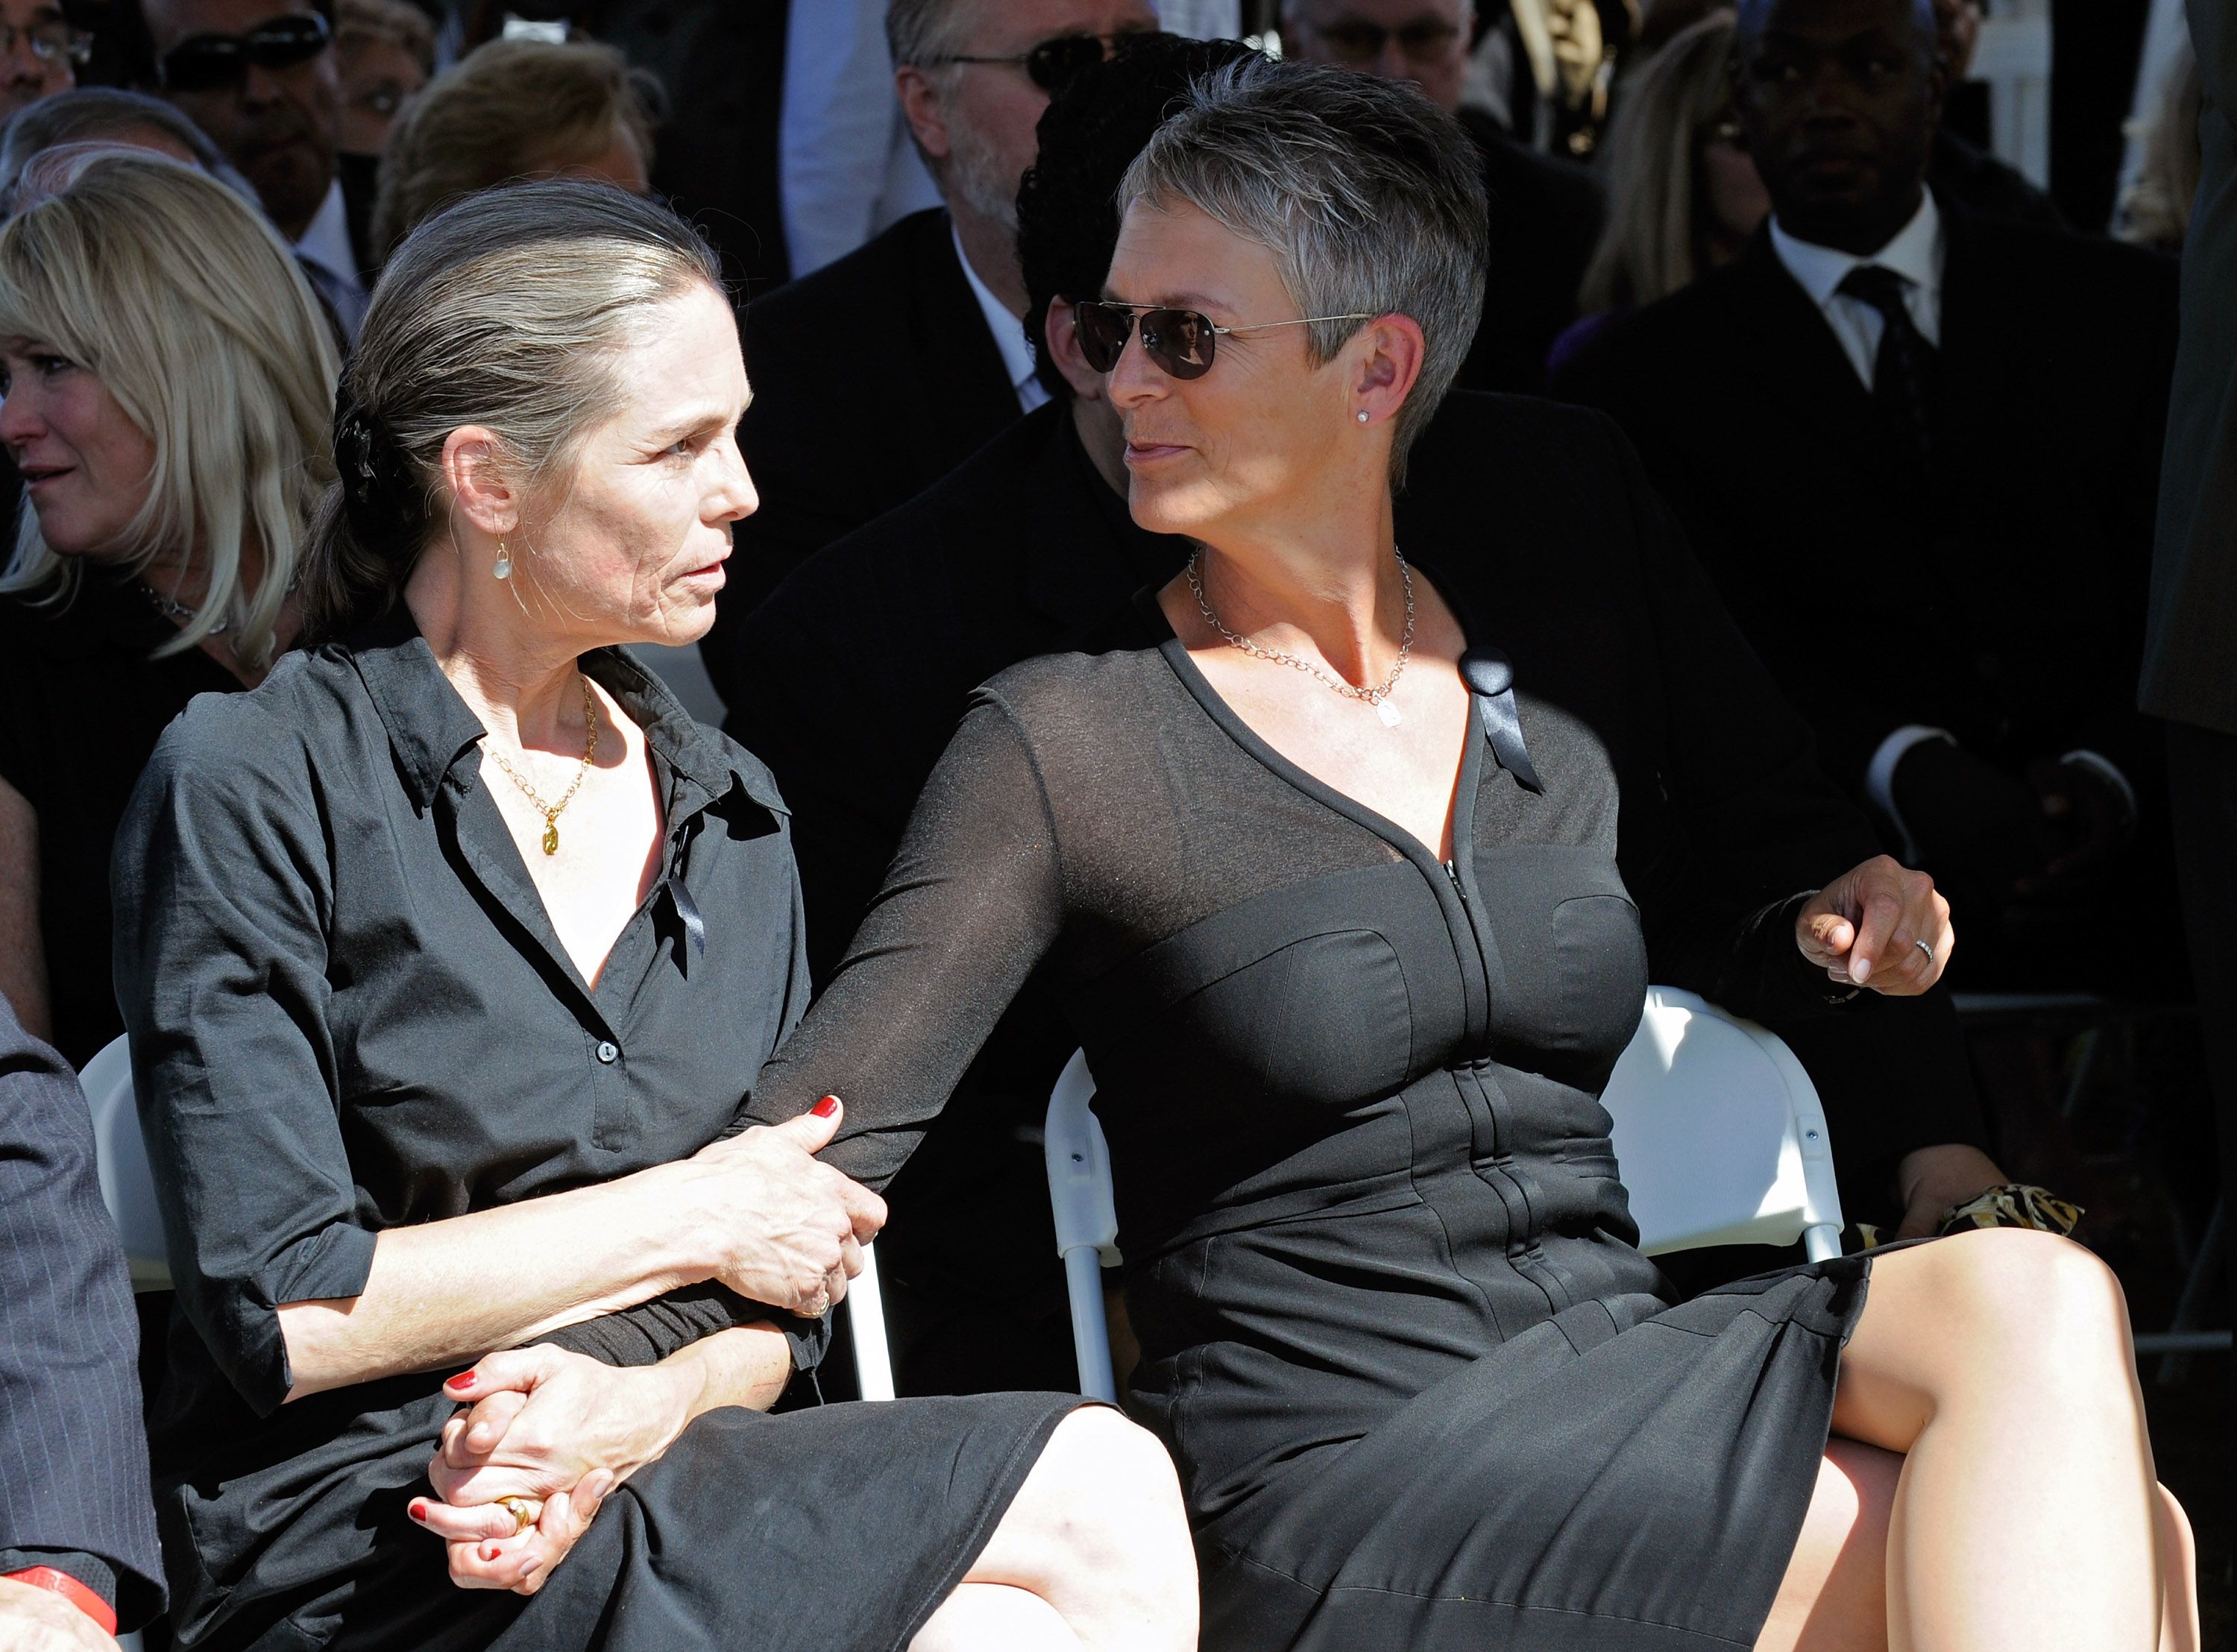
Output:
top-left (669, 877), bottom-right (707, 959)
top-left (332, 376), bottom-right (422, 544)
top-left (1458, 645), bottom-right (1543, 793)
top-left (1837, 264), bottom-right (1940, 468)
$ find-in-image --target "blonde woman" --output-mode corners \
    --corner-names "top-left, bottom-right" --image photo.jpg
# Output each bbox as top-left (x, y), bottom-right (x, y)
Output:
top-left (0, 149), bottom-right (337, 1063)
top-left (1551, 10), bottom-right (1764, 370)
top-left (370, 37), bottom-right (656, 259)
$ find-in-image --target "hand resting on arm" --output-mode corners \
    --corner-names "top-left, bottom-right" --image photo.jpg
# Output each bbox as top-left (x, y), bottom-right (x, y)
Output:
top-left (277, 1099), bottom-right (882, 1401)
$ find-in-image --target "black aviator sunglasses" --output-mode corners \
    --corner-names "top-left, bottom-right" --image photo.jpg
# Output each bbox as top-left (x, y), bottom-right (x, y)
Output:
top-left (1072, 301), bottom-right (1374, 380)
top-left (923, 30), bottom-right (1154, 94)
top-left (157, 10), bottom-right (331, 92)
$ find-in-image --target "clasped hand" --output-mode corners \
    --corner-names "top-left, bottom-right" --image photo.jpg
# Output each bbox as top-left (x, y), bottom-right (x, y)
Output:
top-left (1795, 854), bottom-right (1952, 994)
top-left (409, 1346), bottom-right (680, 1593)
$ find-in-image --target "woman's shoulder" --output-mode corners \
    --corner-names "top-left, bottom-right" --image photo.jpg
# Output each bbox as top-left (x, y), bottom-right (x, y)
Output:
top-left (973, 644), bottom-right (1171, 728)
top-left (143, 643), bottom-right (362, 790)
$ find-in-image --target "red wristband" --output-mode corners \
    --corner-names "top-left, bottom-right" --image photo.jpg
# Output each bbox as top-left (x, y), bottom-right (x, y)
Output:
top-left (3, 1566), bottom-right (118, 1636)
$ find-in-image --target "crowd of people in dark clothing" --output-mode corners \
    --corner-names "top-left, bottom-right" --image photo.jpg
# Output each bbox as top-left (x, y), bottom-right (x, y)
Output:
top-left (0, 0), bottom-right (2227, 1647)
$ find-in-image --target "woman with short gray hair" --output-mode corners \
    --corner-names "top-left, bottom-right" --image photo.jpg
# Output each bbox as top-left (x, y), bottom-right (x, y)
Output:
top-left (740, 57), bottom-right (2197, 1649)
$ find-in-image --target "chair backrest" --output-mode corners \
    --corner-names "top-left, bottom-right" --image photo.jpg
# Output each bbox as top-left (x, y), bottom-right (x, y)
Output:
top-left (1039, 986), bottom-right (1842, 1399)
top-left (1598, 987), bottom-right (1843, 1263)
top-left (76, 1035), bottom-right (172, 1293)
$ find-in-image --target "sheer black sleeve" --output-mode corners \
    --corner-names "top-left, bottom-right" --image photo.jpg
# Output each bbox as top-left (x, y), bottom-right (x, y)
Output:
top-left (745, 693), bottom-right (1068, 1190)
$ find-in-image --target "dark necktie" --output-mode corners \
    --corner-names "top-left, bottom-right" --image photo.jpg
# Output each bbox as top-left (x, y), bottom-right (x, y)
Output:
top-left (1837, 263), bottom-right (1939, 467)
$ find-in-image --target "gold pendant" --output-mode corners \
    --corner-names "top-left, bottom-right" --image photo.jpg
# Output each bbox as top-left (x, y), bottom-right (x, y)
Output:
top-left (541, 819), bottom-right (559, 856)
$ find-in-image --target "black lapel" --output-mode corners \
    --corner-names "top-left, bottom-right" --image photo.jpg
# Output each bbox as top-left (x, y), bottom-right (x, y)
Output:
top-left (1727, 231), bottom-right (1881, 438)
top-left (906, 211), bottom-right (1024, 471)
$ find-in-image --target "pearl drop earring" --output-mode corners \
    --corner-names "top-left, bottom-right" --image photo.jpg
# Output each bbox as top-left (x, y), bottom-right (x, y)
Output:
top-left (1356, 410), bottom-right (1370, 424)
top-left (494, 538), bottom-right (512, 580)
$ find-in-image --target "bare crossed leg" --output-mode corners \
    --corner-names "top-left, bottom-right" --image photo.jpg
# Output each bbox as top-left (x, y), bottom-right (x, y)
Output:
top-left (1753, 1229), bottom-right (2200, 1651)
top-left (911, 1405), bottom-right (1199, 1651)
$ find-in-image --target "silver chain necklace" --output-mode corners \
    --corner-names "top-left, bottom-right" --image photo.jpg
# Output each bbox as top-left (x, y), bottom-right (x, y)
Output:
top-left (1184, 544), bottom-right (1416, 728)
top-left (138, 577), bottom-right (229, 636)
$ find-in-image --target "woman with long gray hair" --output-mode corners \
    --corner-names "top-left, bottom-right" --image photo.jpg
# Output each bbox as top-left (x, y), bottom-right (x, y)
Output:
top-left (717, 57), bottom-right (2196, 1651)
top-left (111, 178), bottom-right (1196, 1651)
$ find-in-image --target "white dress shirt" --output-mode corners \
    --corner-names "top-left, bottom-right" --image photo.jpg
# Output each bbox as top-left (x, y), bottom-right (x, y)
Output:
top-left (952, 220), bottom-right (1051, 415)
top-left (293, 177), bottom-right (367, 342)
top-left (1768, 190), bottom-right (1944, 391)
top-left (778, 0), bottom-right (940, 278)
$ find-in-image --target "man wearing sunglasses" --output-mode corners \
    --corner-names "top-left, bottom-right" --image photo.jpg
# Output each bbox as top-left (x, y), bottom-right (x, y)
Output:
top-left (1280, 0), bottom-right (1605, 396)
top-left (1, 1), bottom-right (86, 122)
top-left (142, 0), bottom-right (374, 337)
top-left (720, 0), bottom-right (1157, 622)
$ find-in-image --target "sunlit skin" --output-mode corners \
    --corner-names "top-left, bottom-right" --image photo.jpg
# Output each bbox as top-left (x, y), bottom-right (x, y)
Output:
top-left (143, 0), bottom-right (341, 241)
top-left (0, 0), bottom-right (74, 122)
top-left (0, 338), bottom-right (157, 561)
top-left (1280, 0), bottom-right (1473, 113)
top-left (1100, 190), bottom-right (2197, 1652)
top-left (895, 0), bottom-right (1157, 315)
top-left (1731, 0), bottom-right (1944, 253)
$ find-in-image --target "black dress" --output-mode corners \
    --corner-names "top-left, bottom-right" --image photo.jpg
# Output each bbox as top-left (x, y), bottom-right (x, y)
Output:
top-left (110, 614), bottom-right (1081, 1652)
top-left (752, 562), bottom-right (1884, 1650)
top-left (0, 571), bottom-right (240, 1067)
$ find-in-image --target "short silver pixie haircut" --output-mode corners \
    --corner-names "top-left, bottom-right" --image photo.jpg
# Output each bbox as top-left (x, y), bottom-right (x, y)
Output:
top-left (1118, 57), bottom-right (1488, 473)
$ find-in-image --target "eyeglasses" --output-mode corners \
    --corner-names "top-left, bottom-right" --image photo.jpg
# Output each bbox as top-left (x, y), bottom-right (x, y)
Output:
top-left (157, 11), bottom-right (331, 92)
top-left (1, 19), bottom-right (92, 66)
top-left (1074, 300), bottom-right (1374, 380)
top-left (925, 31), bottom-right (1151, 94)
top-left (1306, 17), bottom-right (1464, 66)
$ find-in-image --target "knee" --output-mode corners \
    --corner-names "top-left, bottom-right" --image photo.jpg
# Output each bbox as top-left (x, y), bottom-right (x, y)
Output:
top-left (1041, 1406), bottom-right (1194, 1579)
top-left (1934, 1229), bottom-right (2133, 1368)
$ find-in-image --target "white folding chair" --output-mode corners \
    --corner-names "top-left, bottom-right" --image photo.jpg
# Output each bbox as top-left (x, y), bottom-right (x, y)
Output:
top-left (846, 1245), bottom-right (896, 1402)
top-left (77, 1035), bottom-right (172, 1293)
top-left (1040, 986), bottom-right (1843, 1399)
top-left (1599, 987), bottom-right (1843, 1264)
top-left (1045, 1050), bottom-right (1122, 1403)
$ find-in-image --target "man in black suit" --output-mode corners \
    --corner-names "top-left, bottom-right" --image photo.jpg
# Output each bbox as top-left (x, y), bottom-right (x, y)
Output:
top-left (2147, 0), bottom-right (2237, 1334)
top-left (702, 0), bottom-right (1158, 664)
top-left (139, 0), bottom-right (376, 337)
top-left (731, 34), bottom-right (2003, 1397)
top-left (1279, 0), bottom-right (1605, 393)
top-left (0, 1003), bottom-right (166, 1648)
top-left (1552, 0), bottom-right (2180, 993)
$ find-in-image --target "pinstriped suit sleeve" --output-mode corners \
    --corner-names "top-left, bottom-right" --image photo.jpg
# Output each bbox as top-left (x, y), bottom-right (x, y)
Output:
top-left (0, 1000), bottom-right (166, 1630)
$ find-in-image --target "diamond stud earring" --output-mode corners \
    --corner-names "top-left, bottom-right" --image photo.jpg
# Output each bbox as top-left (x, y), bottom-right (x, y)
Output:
top-left (1356, 410), bottom-right (1370, 424)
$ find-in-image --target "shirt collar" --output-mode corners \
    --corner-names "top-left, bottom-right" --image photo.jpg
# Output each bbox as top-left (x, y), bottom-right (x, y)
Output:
top-left (293, 176), bottom-right (361, 291)
top-left (1768, 189), bottom-right (1943, 310)
top-left (341, 604), bottom-right (779, 815)
top-left (950, 217), bottom-right (1040, 402)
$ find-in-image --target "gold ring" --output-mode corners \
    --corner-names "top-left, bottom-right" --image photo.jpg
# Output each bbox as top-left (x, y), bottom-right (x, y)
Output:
top-left (496, 1495), bottom-right (541, 1535)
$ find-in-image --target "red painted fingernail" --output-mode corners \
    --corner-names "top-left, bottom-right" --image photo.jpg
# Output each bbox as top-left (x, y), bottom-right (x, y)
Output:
top-left (482, 1544), bottom-right (502, 1562)
top-left (409, 1499), bottom-right (428, 1522)
top-left (811, 1095), bottom-right (840, 1117)
top-left (446, 1370), bottom-right (476, 1388)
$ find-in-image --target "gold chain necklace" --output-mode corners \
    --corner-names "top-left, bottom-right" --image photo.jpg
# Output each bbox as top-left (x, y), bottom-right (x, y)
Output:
top-left (482, 675), bottom-right (599, 855)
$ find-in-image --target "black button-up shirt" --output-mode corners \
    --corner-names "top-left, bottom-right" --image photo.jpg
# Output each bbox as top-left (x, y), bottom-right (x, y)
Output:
top-left (111, 611), bottom-right (814, 1630)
